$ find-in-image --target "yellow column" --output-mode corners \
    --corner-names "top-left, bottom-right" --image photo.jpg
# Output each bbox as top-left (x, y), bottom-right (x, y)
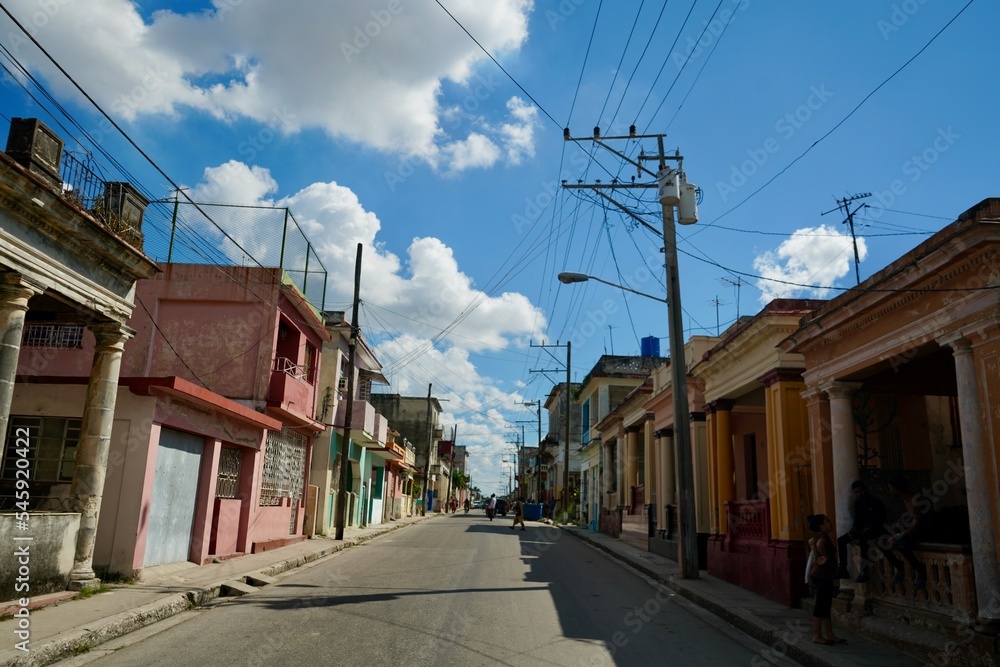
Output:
top-left (762, 370), bottom-right (810, 541)
top-left (715, 399), bottom-right (736, 534)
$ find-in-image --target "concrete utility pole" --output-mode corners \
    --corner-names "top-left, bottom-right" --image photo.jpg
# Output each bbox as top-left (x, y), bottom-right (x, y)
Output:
top-left (823, 193), bottom-right (871, 285)
top-left (529, 341), bottom-right (571, 522)
top-left (518, 401), bottom-right (543, 499)
top-left (335, 243), bottom-right (362, 541)
top-left (421, 383), bottom-right (433, 516)
top-left (562, 127), bottom-right (700, 578)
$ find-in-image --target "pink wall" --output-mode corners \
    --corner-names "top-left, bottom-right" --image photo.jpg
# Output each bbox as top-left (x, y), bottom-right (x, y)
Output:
top-left (211, 498), bottom-right (242, 556)
top-left (250, 501), bottom-right (297, 550)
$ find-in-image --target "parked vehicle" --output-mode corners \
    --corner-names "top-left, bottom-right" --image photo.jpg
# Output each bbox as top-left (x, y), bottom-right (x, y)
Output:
top-left (495, 498), bottom-right (508, 517)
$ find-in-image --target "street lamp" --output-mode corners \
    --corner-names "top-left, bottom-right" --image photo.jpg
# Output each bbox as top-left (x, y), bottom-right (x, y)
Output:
top-left (558, 272), bottom-right (667, 304)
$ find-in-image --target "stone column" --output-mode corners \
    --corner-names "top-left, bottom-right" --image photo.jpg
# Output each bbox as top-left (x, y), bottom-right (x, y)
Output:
top-left (821, 382), bottom-right (862, 541)
top-left (704, 403), bottom-right (719, 533)
top-left (941, 334), bottom-right (1000, 621)
top-left (69, 321), bottom-right (133, 588)
top-left (715, 399), bottom-right (736, 534)
top-left (661, 429), bottom-right (676, 508)
top-left (0, 275), bottom-right (42, 452)
top-left (625, 426), bottom-right (640, 505)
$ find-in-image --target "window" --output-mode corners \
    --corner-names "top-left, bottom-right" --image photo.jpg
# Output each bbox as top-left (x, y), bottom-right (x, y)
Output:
top-left (259, 428), bottom-right (307, 506)
top-left (2, 416), bottom-right (82, 482)
top-left (22, 323), bottom-right (84, 349)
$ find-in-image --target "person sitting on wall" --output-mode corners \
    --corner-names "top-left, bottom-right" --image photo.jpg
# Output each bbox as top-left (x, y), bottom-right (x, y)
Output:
top-left (882, 474), bottom-right (928, 587)
top-left (836, 480), bottom-right (887, 583)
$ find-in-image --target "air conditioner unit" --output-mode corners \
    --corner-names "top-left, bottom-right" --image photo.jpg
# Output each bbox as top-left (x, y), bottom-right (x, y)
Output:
top-left (337, 376), bottom-right (348, 393)
top-left (539, 464), bottom-right (548, 472)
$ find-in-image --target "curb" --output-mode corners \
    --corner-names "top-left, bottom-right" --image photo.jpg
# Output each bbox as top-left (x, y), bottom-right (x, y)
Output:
top-left (560, 527), bottom-right (839, 667)
top-left (1, 518), bottom-right (427, 667)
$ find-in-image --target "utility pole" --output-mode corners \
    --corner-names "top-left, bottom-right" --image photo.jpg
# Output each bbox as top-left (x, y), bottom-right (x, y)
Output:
top-left (421, 383), bottom-right (433, 516)
top-left (518, 400), bottom-right (543, 500)
top-left (562, 126), bottom-right (700, 578)
top-left (335, 243), bottom-right (362, 541)
top-left (529, 341), bottom-right (572, 523)
top-left (444, 425), bottom-right (457, 509)
top-left (823, 193), bottom-right (871, 285)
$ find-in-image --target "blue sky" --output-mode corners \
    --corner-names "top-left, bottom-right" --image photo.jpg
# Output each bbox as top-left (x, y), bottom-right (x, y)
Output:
top-left (1, 0), bottom-right (996, 494)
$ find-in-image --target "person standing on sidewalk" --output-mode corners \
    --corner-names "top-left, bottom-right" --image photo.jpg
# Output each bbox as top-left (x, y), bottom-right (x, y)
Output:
top-left (509, 498), bottom-right (526, 531)
top-left (807, 514), bottom-right (846, 646)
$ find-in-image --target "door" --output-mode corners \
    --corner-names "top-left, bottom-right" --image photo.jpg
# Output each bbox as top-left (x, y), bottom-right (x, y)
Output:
top-left (144, 429), bottom-right (203, 567)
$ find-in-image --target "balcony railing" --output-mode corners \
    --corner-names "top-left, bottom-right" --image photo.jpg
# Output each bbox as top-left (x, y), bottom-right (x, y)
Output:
top-left (273, 356), bottom-right (309, 382)
top-left (726, 499), bottom-right (771, 543)
top-left (848, 543), bottom-right (977, 622)
top-left (60, 151), bottom-right (145, 248)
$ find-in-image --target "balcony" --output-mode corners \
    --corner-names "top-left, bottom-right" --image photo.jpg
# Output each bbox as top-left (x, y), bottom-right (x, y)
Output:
top-left (61, 151), bottom-right (146, 248)
top-left (334, 397), bottom-right (376, 443)
top-left (267, 356), bottom-right (317, 426)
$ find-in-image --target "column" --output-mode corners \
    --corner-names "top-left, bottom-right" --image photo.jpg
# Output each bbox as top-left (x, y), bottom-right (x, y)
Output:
top-left (0, 275), bottom-right (42, 452)
top-left (625, 425), bottom-right (640, 506)
top-left (642, 415), bottom-right (663, 517)
top-left (661, 429), bottom-right (676, 508)
top-left (761, 369), bottom-right (809, 540)
top-left (715, 399), bottom-right (736, 534)
top-left (690, 412), bottom-right (709, 534)
top-left (69, 321), bottom-right (133, 587)
top-left (821, 381), bottom-right (862, 541)
top-left (941, 334), bottom-right (1000, 621)
top-left (704, 403), bottom-right (719, 533)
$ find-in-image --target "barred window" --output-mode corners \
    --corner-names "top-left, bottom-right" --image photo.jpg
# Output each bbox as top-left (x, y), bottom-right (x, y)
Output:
top-left (259, 428), bottom-right (307, 506)
top-left (215, 446), bottom-right (242, 499)
top-left (2, 416), bottom-right (81, 482)
top-left (22, 324), bottom-right (84, 349)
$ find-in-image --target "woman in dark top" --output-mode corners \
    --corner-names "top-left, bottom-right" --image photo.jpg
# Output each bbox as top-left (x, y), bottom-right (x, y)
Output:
top-left (808, 514), bottom-right (846, 646)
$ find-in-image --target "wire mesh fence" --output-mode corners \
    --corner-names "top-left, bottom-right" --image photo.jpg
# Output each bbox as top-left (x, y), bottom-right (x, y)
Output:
top-left (157, 200), bottom-right (328, 311)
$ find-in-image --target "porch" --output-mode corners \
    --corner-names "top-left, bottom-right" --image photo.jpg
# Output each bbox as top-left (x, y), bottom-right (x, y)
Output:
top-left (708, 498), bottom-right (808, 607)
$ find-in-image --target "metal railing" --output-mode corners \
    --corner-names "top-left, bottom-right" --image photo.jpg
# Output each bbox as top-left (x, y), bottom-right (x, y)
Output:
top-left (60, 151), bottom-right (144, 247)
top-left (273, 356), bottom-right (309, 382)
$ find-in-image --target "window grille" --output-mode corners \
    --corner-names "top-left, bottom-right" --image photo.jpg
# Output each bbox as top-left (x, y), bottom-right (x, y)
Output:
top-left (215, 446), bottom-right (242, 499)
top-left (2, 416), bottom-right (81, 481)
top-left (22, 324), bottom-right (84, 349)
top-left (259, 428), bottom-right (307, 506)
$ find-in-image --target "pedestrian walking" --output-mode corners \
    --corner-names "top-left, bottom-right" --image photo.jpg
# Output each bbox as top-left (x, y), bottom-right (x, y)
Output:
top-left (487, 493), bottom-right (496, 521)
top-left (509, 498), bottom-right (525, 531)
top-left (807, 514), bottom-right (846, 646)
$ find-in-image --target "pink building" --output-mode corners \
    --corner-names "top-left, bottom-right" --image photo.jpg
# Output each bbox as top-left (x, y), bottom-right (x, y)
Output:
top-left (14, 263), bottom-right (327, 577)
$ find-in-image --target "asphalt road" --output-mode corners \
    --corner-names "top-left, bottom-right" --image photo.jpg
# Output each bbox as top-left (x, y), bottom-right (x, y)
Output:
top-left (66, 515), bottom-right (800, 666)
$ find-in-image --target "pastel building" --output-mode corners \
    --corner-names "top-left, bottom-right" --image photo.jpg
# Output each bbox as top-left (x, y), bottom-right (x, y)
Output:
top-left (14, 263), bottom-right (328, 578)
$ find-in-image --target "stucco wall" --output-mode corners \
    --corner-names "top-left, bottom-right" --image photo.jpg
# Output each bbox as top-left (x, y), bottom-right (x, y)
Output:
top-left (0, 512), bottom-right (79, 597)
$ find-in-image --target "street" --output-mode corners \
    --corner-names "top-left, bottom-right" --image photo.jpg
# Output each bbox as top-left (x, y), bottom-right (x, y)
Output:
top-left (66, 515), bottom-right (800, 666)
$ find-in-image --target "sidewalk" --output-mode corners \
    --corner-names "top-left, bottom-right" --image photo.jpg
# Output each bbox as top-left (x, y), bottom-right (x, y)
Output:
top-left (559, 525), bottom-right (923, 667)
top-left (0, 514), bottom-right (439, 667)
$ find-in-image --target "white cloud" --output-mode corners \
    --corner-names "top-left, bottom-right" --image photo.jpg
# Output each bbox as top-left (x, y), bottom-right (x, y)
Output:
top-left (2, 0), bottom-right (535, 171)
top-left (499, 96), bottom-right (538, 165)
top-left (752, 224), bottom-right (868, 302)
top-left (185, 161), bottom-right (546, 352)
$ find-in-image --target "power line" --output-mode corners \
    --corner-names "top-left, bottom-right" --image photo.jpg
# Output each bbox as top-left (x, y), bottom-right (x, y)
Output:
top-left (691, 0), bottom-right (977, 234)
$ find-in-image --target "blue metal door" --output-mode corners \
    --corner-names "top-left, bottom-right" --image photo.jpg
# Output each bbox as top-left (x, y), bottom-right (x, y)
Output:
top-left (144, 429), bottom-right (203, 567)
